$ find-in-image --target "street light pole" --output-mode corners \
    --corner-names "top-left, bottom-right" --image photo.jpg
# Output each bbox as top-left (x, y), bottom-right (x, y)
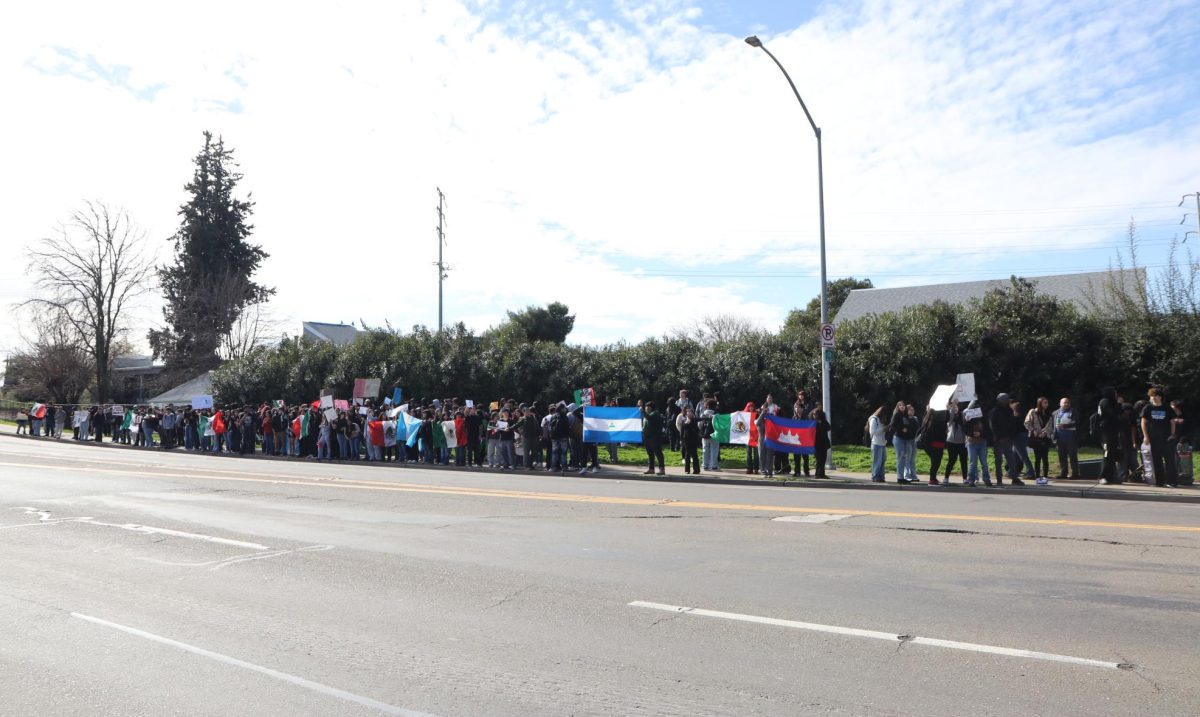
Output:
top-left (745, 35), bottom-right (832, 468)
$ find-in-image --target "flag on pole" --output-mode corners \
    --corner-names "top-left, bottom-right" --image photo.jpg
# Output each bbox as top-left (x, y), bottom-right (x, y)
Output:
top-left (273, 400), bottom-right (285, 409)
top-left (582, 406), bottom-right (642, 443)
top-left (30, 403), bottom-right (47, 420)
top-left (713, 411), bottom-right (757, 446)
top-left (762, 414), bottom-right (817, 455)
top-left (573, 387), bottom-right (596, 407)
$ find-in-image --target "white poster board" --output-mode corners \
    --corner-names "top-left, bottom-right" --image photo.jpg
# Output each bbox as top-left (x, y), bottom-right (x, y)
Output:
top-left (319, 395), bottom-right (334, 409)
top-left (324, 407), bottom-right (338, 422)
top-left (465, 399), bottom-right (474, 408)
top-left (192, 395), bottom-right (214, 410)
top-left (953, 373), bottom-right (977, 403)
top-left (963, 407), bottom-right (983, 421)
top-left (112, 405), bottom-right (126, 416)
top-left (497, 420), bottom-right (509, 430)
top-left (928, 384), bottom-right (958, 410)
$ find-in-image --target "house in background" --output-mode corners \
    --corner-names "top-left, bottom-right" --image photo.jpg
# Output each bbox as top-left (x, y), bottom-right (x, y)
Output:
top-left (302, 321), bottom-right (359, 347)
top-left (833, 269), bottom-right (1142, 324)
top-left (110, 354), bottom-right (164, 404)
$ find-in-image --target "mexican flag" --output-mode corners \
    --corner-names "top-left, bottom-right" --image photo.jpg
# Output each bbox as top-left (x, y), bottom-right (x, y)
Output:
top-left (292, 416), bottom-right (302, 439)
top-left (30, 403), bottom-right (47, 420)
top-left (432, 421), bottom-right (447, 449)
top-left (121, 411), bottom-right (134, 431)
top-left (273, 400), bottom-right (285, 409)
top-left (200, 415), bottom-right (212, 436)
top-left (368, 420), bottom-right (385, 447)
top-left (713, 411), bottom-right (758, 446)
top-left (441, 420), bottom-right (458, 446)
top-left (573, 388), bottom-right (596, 407)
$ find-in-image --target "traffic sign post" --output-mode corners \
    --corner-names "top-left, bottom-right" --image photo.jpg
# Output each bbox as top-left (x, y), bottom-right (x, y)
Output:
top-left (819, 323), bottom-right (836, 348)
top-left (823, 347), bottom-right (835, 363)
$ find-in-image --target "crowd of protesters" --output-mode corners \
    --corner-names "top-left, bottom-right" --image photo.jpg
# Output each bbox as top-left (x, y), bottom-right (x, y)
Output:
top-left (13, 384), bottom-right (1191, 488)
top-left (865, 386), bottom-right (1192, 488)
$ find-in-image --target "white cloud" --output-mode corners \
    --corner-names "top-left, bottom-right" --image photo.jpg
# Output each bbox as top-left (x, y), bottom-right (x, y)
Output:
top-left (1, 0), bottom-right (1198, 359)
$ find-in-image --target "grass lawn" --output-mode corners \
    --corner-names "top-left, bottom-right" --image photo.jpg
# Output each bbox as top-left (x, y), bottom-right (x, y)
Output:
top-left (603, 443), bottom-right (1102, 476)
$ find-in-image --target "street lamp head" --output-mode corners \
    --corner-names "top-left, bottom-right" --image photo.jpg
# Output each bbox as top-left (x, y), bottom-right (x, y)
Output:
top-left (744, 35), bottom-right (762, 48)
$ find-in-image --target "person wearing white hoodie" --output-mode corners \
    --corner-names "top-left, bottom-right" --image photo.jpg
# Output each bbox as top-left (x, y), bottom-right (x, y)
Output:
top-left (699, 400), bottom-right (720, 471)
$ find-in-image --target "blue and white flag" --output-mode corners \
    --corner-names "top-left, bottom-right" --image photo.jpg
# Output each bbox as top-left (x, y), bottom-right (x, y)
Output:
top-left (583, 406), bottom-right (643, 443)
top-left (403, 412), bottom-right (423, 447)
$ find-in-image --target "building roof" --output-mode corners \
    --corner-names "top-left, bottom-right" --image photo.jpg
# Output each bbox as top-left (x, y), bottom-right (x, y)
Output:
top-left (111, 354), bottom-right (162, 374)
top-left (302, 321), bottom-right (359, 347)
top-left (147, 370), bottom-right (213, 405)
top-left (833, 269), bottom-right (1141, 324)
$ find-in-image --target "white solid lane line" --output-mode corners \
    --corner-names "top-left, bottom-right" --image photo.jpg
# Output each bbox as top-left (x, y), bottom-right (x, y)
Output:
top-left (628, 601), bottom-right (1130, 671)
top-left (71, 613), bottom-right (438, 717)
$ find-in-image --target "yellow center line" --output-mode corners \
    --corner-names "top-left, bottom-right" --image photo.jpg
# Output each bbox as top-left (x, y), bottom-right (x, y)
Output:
top-left (2, 459), bottom-right (1199, 534)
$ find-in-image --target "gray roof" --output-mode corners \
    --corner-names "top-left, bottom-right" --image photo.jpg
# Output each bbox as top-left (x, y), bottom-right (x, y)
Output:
top-left (302, 321), bottom-right (359, 347)
top-left (834, 269), bottom-right (1142, 324)
top-left (147, 371), bottom-right (214, 405)
top-left (111, 354), bottom-right (161, 374)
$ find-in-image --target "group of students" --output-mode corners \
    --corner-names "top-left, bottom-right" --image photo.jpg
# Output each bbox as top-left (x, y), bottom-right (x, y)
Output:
top-left (865, 386), bottom-right (1191, 488)
top-left (640, 388), bottom-right (831, 478)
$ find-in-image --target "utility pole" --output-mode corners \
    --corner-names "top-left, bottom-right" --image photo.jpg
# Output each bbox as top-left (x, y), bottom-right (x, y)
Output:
top-left (1181, 192), bottom-right (1200, 243)
top-left (435, 188), bottom-right (449, 331)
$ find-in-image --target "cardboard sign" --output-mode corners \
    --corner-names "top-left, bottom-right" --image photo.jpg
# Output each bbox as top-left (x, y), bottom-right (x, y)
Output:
top-left (392, 387), bottom-right (403, 405)
top-left (963, 407), bottom-right (983, 421)
top-left (353, 378), bottom-right (382, 398)
top-left (358, 407), bottom-right (369, 415)
top-left (928, 384), bottom-right (958, 410)
top-left (334, 399), bottom-right (350, 411)
top-left (384, 397), bottom-right (392, 406)
top-left (192, 395), bottom-right (214, 410)
top-left (497, 420), bottom-right (509, 430)
top-left (112, 405), bottom-right (126, 416)
top-left (953, 373), bottom-right (977, 403)
top-left (319, 395), bottom-right (334, 409)
top-left (324, 407), bottom-right (339, 422)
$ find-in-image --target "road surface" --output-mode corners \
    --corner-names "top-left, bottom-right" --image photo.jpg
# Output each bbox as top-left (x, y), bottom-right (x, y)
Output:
top-left (1, 436), bottom-right (1197, 715)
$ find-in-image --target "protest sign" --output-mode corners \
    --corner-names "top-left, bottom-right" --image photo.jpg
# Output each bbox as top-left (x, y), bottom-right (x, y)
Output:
top-left (465, 399), bottom-right (474, 408)
top-left (353, 378), bottom-right (382, 398)
top-left (964, 407), bottom-right (983, 421)
top-left (192, 395), bottom-right (214, 409)
top-left (928, 384), bottom-right (958, 409)
top-left (334, 399), bottom-right (349, 411)
top-left (497, 420), bottom-right (509, 430)
top-left (324, 407), bottom-right (338, 422)
top-left (319, 395), bottom-right (334, 409)
top-left (953, 373), bottom-right (977, 403)
top-left (392, 387), bottom-right (403, 405)
top-left (358, 407), bottom-right (369, 415)
top-left (112, 405), bottom-right (125, 416)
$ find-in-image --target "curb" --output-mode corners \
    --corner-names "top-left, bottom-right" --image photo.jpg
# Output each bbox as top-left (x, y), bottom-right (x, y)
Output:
top-left (3, 432), bottom-right (1198, 505)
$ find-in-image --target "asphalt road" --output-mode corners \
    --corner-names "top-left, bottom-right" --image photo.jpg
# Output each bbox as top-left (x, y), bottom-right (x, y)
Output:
top-left (1, 436), bottom-right (1198, 716)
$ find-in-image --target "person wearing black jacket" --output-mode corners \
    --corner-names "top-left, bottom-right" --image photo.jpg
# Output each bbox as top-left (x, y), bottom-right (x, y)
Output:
top-left (1098, 387), bottom-right (1122, 484)
top-left (990, 393), bottom-right (1024, 486)
top-left (919, 407), bottom-right (948, 485)
top-left (679, 407), bottom-right (701, 474)
top-left (812, 407), bottom-right (831, 478)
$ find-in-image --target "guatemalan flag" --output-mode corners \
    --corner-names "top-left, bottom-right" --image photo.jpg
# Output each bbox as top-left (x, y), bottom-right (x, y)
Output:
top-left (762, 414), bottom-right (817, 455)
top-left (582, 406), bottom-right (643, 443)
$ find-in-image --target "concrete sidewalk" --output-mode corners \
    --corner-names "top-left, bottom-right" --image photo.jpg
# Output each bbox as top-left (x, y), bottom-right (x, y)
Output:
top-left (3, 427), bottom-right (1198, 504)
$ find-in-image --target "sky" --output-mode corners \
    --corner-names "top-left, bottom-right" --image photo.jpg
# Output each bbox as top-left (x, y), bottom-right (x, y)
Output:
top-left (2, 0), bottom-right (1199, 358)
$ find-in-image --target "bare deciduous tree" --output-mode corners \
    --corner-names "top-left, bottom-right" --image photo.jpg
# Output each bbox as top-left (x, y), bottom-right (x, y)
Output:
top-left (219, 297), bottom-right (282, 361)
top-left (6, 310), bottom-right (94, 404)
top-left (22, 201), bottom-right (153, 402)
top-left (672, 313), bottom-right (761, 343)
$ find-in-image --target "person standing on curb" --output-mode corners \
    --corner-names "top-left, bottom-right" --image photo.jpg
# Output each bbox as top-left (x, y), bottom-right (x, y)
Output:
top-left (918, 405), bottom-right (947, 485)
top-left (964, 399), bottom-right (992, 486)
top-left (1141, 388), bottom-right (1173, 487)
top-left (812, 407), bottom-right (831, 479)
top-left (639, 399), bottom-right (665, 476)
top-left (758, 401), bottom-right (775, 479)
top-left (990, 393), bottom-right (1024, 486)
top-left (1053, 397), bottom-right (1080, 479)
top-left (867, 405), bottom-right (887, 482)
top-left (1097, 387), bottom-right (1123, 485)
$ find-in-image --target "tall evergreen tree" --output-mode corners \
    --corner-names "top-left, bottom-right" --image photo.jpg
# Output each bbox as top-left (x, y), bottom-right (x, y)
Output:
top-left (149, 131), bottom-right (272, 377)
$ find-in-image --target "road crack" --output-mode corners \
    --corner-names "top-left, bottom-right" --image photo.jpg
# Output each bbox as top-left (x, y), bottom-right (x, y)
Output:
top-left (484, 584), bottom-right (534, 610)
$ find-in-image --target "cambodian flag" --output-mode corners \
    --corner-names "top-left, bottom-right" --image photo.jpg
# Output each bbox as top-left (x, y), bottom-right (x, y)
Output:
top-left (762, 414), bottom-right (816, 455)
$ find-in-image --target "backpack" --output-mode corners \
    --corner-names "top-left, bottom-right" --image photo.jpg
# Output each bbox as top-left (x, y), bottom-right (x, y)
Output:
top-left (699, 416), bottom-right (714, 438)
top-left (550, 412), bottom-right (569, 439)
